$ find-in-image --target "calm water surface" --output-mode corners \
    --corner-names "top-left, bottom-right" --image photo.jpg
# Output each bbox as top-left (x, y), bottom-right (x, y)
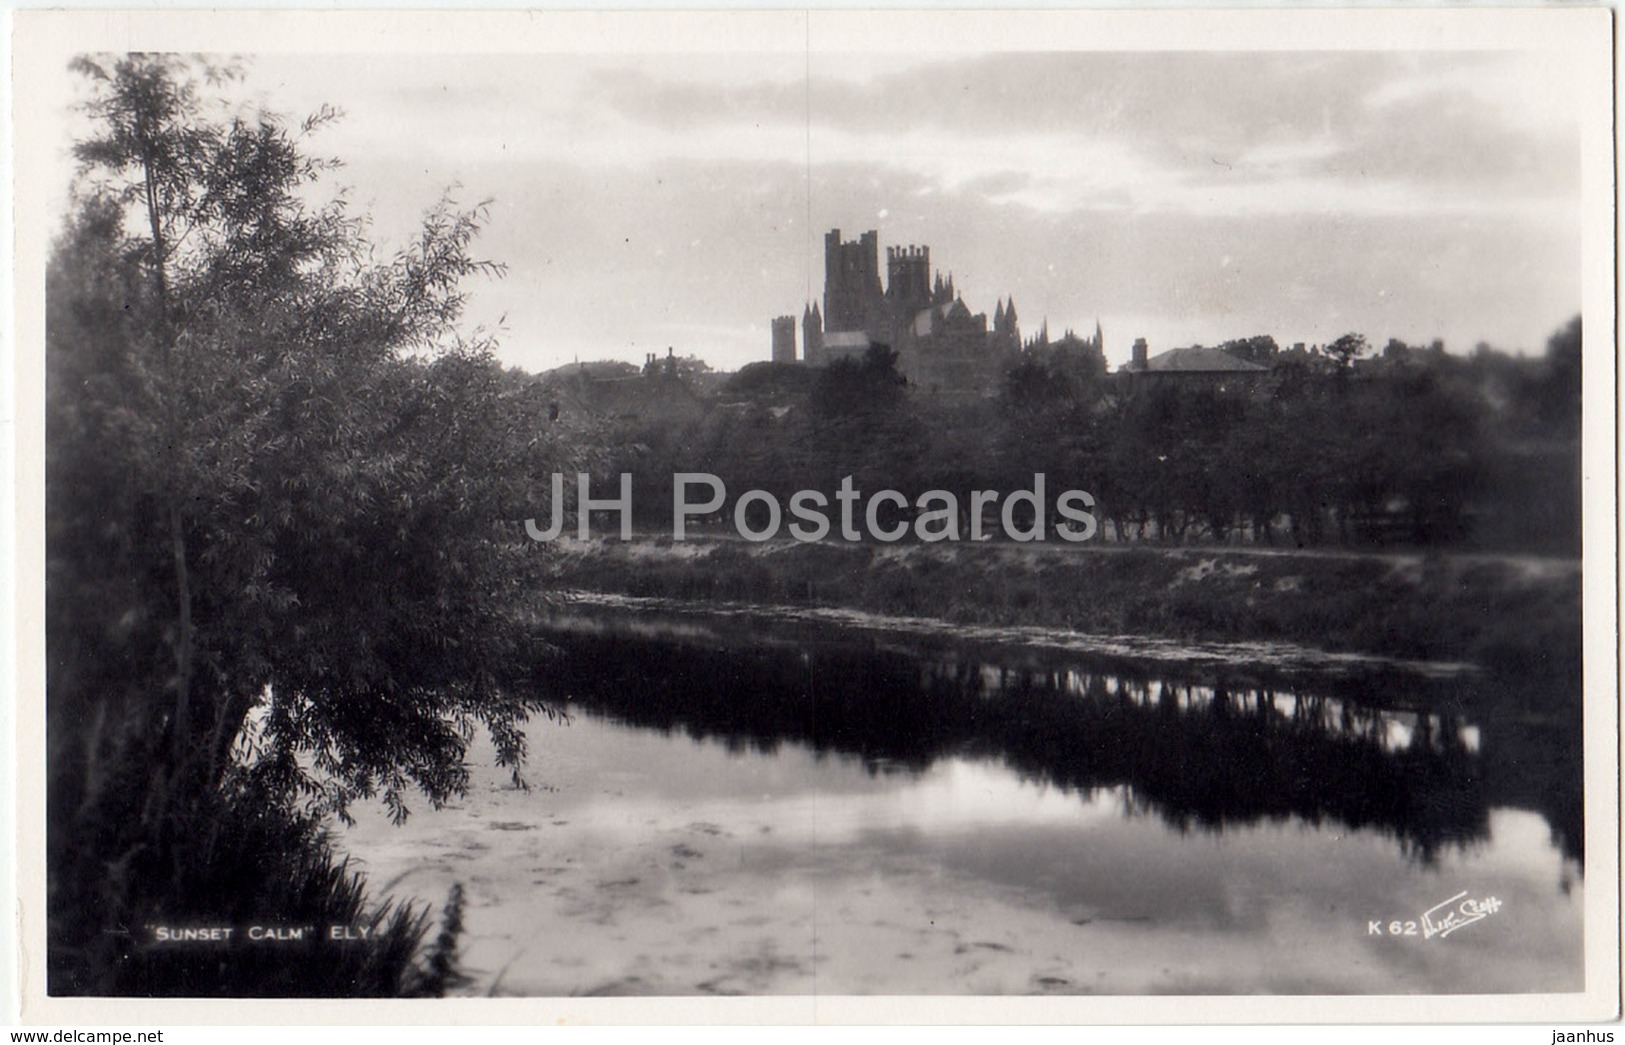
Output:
top-left (340, 605), bottom-right (1583, 996)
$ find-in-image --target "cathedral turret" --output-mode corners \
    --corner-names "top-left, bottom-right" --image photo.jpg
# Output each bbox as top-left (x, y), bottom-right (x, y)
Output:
top-left (992, 296), bottom-right (1020, 352)
top-left (771, 315), bottom-right (796, 364)
top-left (886, 244), bottom-right (932, 318)
top-left (802, 302), bottom-right (824, 364)
top-left (824, 229), bottom-right (884, 337)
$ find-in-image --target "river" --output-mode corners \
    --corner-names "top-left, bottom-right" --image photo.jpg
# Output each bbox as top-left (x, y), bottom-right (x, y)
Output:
top-left (336, 599), bottom-right (1584, 996)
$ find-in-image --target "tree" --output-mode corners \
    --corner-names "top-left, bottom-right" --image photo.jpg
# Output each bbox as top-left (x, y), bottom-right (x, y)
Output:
top-left (1538, 315), bottom-right (1581, 435)
top-left (1001, 339), bottom-right (1104, 408)
top-left (810, 343), bottom-right (906, 416)
top-left (1002, 352), bottom-right (1062, 405)
top-left (1217, 334), bottom-right (1280, 367)
top-left (1325, 332), bottom-right (1369, 371)
top-left (50, 56), bottom-right (558, 990)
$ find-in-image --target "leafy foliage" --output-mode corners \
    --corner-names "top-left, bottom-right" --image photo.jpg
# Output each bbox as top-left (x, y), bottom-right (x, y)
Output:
top-left (810, 343), bottom-right (907, 417)
top-left (1325, 331), bottom-right (1370, 370)
top-left (53, 773), bottom-right (435, 997)
top-left (49, 55), bottom-right (559, 993)
top-left (601, 315), bottom-right (1578, 552)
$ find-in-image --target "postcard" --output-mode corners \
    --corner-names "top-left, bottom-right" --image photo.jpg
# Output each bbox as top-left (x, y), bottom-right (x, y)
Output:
top-left (7, 6), bottom-right (1618, 1025)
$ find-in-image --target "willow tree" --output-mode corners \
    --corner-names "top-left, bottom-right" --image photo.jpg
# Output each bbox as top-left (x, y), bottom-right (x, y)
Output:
top-left (49, 55), bottom-right (557, 989)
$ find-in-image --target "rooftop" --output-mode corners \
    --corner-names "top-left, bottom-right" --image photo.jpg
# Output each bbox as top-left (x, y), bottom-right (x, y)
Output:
top-left (1145, 346), bottom-right (1269, 373)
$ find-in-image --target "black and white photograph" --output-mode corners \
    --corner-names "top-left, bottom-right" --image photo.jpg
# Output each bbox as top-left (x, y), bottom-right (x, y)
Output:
top-left (7, 7), bottom-right (1618, 1024)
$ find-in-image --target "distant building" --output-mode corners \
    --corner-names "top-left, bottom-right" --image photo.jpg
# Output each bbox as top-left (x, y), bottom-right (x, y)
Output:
top-left (538, 347), bottom-right (707, 426)
top-left (1025, 321), bottom-right (1107, 377)
top-left (1142, 346), bottom-right (1267, 374)
top-left (770, 316), bottom-right (796, 364)
top-left (802, 304), bottom-right (824, 364)
top-left (821, 330), bottom-right (872, 362)
top-left (824, 229), bottom-right (885, 337)
top-left (1121, 343), bottom-right (1271, 394)
top-left (777, 227), bottom-right (1097, 395)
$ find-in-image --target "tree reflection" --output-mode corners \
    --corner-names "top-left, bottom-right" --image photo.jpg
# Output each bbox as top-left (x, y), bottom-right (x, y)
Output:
top-left (537, 626), bottom-right (1581, 868)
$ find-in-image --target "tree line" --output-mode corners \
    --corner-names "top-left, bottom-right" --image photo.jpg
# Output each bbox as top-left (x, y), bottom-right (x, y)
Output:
top-left (600, 324), bottom-right (1580, 554)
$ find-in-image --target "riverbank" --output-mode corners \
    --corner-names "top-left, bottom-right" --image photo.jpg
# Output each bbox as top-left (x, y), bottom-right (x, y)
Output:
top-left (543, 536), bottom-right (1582, 684)
top-left (331, 537), bottom-right (1587, 998)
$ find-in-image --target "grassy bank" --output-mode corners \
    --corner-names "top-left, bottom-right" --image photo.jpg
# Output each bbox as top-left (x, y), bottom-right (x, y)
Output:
top-left (545, 536), bottom-right (1582, 683)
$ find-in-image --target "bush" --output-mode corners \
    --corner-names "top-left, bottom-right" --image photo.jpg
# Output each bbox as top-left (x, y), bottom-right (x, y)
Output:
top-left (49, 766), bottom-right (452, 997)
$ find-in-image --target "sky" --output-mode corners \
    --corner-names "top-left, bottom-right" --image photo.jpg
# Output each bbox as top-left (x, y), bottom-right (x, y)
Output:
top-left (47, 47), bottom-right (1584, 373)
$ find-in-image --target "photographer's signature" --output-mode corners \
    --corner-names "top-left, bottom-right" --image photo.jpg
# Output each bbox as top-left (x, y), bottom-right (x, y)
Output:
top-left (1368, 891), bottom-right (1503, 939)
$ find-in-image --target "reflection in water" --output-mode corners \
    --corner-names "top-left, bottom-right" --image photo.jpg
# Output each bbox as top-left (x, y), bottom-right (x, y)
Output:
top-left (337, 607), bottom-right (1585, 996)
top-left (536, 616), bottom-right (1582, 870)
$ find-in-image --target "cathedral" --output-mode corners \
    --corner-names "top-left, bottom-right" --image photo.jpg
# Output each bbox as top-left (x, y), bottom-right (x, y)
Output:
top-left (770, 228), bottom-right (1100, 395)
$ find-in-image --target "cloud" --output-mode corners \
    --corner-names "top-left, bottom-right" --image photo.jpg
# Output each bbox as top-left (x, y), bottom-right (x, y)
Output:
top-left (581, 50), bottom-right (1577, 223)
top-left (1332, 84), bottom-right (1578, 200)
top-left (52, 49), bottom-right (1575, 371)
